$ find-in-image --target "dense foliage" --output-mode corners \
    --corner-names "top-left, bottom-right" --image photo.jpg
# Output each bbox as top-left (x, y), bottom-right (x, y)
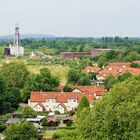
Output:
top-left (0, 122), bottom-right (6, 132)
top-left (0, 76), bottom-right (21, 114)
top-left (5, 121), bottom-right (38, 140)
top-left (22, 68), bottom-right (60, 102)
top-left (22, 106), bottom-right (37, 118)
top-left (77, 96), bottom-right (90, 114)
top-left (77, 79), bottom-right (140, 140)
top-left (104, 72), bottom-right (132, 87)
top-left (67, 69), bottom-right (96, 86)
top-left (0, 62), bottom-right (29, 89)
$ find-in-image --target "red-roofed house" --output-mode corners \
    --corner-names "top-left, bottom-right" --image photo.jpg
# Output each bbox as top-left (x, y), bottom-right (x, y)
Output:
top-left (96, 62), bottom-right (140, 80)
top-left (84, 66), bottom-right (101, 74)
top-left (28, 92), bottom-right (95, 113)
top-left (108, 62), bottom-right (131, 68)
top-left (121, 68), bottom-right (140, 76)
top-left (71, 86), bottom-right (105, 99)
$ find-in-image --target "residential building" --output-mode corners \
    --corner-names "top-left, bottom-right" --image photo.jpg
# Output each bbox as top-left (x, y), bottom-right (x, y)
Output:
top-left (28, 92), bottom-right (95, 113)
top-left (84, 66), bottom-right (101, 74)
top-left (57, 85), bottom-right (106, 98)
top-left (97, 62), bottom-right (140, 80)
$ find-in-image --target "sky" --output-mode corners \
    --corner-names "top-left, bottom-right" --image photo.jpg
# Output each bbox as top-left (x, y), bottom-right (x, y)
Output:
top-left (0, 0), bottom-right (140, 37)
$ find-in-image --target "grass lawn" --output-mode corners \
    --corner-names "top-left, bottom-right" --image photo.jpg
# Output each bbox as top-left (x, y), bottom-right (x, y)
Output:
top-left (43, 129), bottom-right (78, 139)
top-left (43, 130), bottom-right (56, 139)
top-left (27, 65), bottom-right (70, 85)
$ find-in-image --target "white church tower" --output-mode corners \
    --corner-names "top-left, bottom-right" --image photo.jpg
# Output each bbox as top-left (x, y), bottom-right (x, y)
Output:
top-left (10, 24), bottom-right (24, 57)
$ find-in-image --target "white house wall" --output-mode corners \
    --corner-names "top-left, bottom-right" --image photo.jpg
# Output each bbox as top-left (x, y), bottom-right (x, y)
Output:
top-left (34, 104), bottom-right (43, 112)
top-left (28, 100), bottom-right (79, 113)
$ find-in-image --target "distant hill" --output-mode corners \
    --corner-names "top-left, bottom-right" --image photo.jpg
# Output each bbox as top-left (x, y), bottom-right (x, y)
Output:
top-left (0, 34), bottom-right (55, 40)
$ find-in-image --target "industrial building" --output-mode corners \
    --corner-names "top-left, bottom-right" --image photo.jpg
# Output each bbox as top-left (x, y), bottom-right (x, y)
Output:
top-left (60, 49), bottom-right (111, 59)
top-left (4, 24), bottom-right (24, 57)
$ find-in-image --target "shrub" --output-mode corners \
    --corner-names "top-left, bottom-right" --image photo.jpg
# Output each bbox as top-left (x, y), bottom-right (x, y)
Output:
top-left (22, 107), bottom-right (37, 118)
top-left (68, 110), bottom-right (75, 116)
top-left (40, 118), bottom-right (47, 126)
top-left (55, 110), bottom-right (61, 115)
top-left (0, 122), bottom-right (6, 132)
top-left (66, 120), bottom-right (73, 127)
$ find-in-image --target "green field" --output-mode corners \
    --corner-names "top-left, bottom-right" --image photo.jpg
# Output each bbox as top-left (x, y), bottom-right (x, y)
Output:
top-left (27, 65), bottom-right (69, 85)
top-left (43, 130), bottom-right (56, 139)
top-left (0, 57), bottom-right (70, 85)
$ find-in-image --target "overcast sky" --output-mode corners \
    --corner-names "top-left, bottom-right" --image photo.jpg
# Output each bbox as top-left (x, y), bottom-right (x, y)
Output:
top-left (0, 0), bottom-right (140, 37)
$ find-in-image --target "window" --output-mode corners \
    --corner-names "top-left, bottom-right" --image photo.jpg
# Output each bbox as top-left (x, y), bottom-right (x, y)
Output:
top-left (51, 99), bottom-right (55, 102)
top-left (68, 99), bottom-right (77, 103)
top-left (73, 99), bottom-right (76, 102)
top-left (46, 99), bottom-right (50, 102)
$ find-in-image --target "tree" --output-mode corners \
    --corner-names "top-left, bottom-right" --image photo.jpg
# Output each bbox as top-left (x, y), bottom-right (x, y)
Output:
top-left (5, 121), bottom-right (38, 140)
top-left (63, 85), bottom-right (73, 92)
top-left (130, 63), bottom-right (140, 68)
top-left (21, 74), bottom-right (37, 102)
top-left (106, 50), bottom-right (118, 60)
top-left (67, 69), bottom-right (82, 85)
top-left (0, 62), bottom-right (29, 89)
top-left (77, 96), bottom-right (90, 114)
top-left (104, 75), bottom-right (118, 87)
top-left (22, 68), bottom-right (60, 102)
top-left (0, 76), bottom-right (13, 114)
top-left (22, 107), bottom-right (37, 118)
top-left (117, 72), bottom-right (132, 82)
top-left (4, 88), bottom-right (21, 109)
top-left (123, 52), bottom-right (140, 62)
top-left (77, 76), bottom-right (91, 86)
top-left (87, 72), bottom-right (97, 80)
top-left (77, 79), bottom-right (140, 140)
top-left (0, 75), bottom-right (6, 94)
top-left (98, 56), bottom-right (108, 68)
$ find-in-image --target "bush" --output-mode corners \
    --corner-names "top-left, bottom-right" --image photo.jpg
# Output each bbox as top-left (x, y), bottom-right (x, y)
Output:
top-left (40, 118), bottom-right (47, 126)
top-left (130, 63), bottom-right (140, 68)
top-left (0, 122), bottom-right (6, 132)
top-left (66, 120), bottom-right (73, 127)
top-left (22, 107), bottom-right (37, 118)
top-left (63, 86), bottom-right (73, 92)
top-left (68, 110), bottom-right (75, 116)
top-left (5, 121), bottom-right (38, 140)
top-left (55, 110), bottom-right (61, 115)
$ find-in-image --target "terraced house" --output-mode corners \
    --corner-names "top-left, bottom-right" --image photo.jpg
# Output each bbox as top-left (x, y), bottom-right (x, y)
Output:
top-left (28, 86), bottom-right (106, 113)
